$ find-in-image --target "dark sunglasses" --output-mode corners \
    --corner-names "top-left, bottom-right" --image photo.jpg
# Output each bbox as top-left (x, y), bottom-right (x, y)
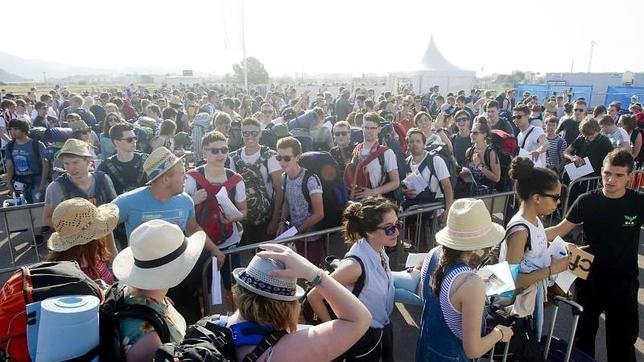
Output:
top-left (334, 131), bottom-right (349, 137)
top-left (205, 146), bottom-right (229, 155)
top-left (512, 114), bottom-right (524, 120)
top-left (275, 155), bottom-right (293, 162)
top-left (539, 193), bottom-right (561, 202)
top-left (242, 130), bottom-right (259, 137)
top-left (456, 118), bottom-right (468, 122)
top-left (377, 221), bottom-right (404, 236)
top-left (574, 108), bottom-right (585, 112)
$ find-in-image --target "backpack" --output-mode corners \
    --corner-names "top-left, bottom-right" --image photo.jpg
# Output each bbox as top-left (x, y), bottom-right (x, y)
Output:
top-left (229, 146), bottom-right (274, 226)
top-left (424, 141), bottom-right (458, 193)
top-left (6, 139), bottom-right (43, 184)
top-left (487, 129), bottom-right (518, 191)
top-left (301, 255), bottom-right (364, 325)
top-left (133, 126), bottom-right (154, 153)
top-left (100, 153), bottom-right (148, 193)
top-left (57, 171), bottom-right (113, 206)
top-left (0, 261), bottom-right (103, 362)
top-left (98, 284), bottom-right (171, 362)
top-left (154, 315), bottom-right (285, 362)
top-left (188, 167), bottom-right (242, 245)
top-left (403, 152), bottom-right (451, 209)
top-left (343, 143), bottom-right (388, 199)
top-left (298, 151), bottom-right (349, 229)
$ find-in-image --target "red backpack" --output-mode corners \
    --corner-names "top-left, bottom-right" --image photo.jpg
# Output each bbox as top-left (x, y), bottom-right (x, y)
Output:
top-left (489, 129), bottom-right (518, 155)
top-left (343, 143), bottom-right (389, 200)
top-left (0, 261), bottom-right (103, 362)
top-left (188, 167), bottom-right (242, 245)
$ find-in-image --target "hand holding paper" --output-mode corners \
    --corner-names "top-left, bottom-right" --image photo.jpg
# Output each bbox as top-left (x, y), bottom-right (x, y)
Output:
top-left (476, 262), bottom-right (516, 296)
top-left (216, 187), bottom-right (243, 220)
top-left (564, 157), bottom-right (593, 181)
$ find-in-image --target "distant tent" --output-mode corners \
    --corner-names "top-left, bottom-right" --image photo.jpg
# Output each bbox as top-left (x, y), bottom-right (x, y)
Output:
top-left (388, 36), bottom-right (475, 94)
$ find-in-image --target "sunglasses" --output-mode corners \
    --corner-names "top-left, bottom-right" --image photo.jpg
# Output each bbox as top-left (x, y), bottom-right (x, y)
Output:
top-left (205, 146), bottom-right (229, 155)
top-left (275, 155), bottom-right (294, 162)
top-left (456, 118), bottom-right (468, 122)
top-left (539, 193), bottom-right (561, 202)
top-left (574, 109), bottom-right (585, 112)
top-left (242, 130), bottom-right (259, 138)
top-left (377, 221), bottom-right (404, 236)
top-left (334, 131), bottom-right (349, 137)
top-left (512, 114), bottom-right (524, 120)
top-left (118, 136), bottom-right (138, 143)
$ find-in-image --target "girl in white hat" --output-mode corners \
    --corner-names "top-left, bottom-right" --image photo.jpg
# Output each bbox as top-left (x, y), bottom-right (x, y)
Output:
top-left (225, 243), bottom-right (371, 362)
top-left (416, 198), bottom-right (513, 360)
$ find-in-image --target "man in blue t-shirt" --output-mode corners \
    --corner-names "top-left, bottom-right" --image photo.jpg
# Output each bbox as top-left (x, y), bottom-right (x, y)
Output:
top-left (113, 147), bottom-right (225, 323)
top-left (5, 117), bottom-right (49, 203)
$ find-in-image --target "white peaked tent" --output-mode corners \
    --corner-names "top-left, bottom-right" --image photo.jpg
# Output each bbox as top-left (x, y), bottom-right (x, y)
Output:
top-left (388, 36), bottom-right (475, 95)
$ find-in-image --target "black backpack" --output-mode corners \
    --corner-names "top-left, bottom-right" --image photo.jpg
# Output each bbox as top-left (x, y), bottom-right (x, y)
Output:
top-left (154, 316), bottom-right (286, 362)
top-left (297, 151), bottom-right (349, 229)
top-left (97, 284), bottom-right (171, 362)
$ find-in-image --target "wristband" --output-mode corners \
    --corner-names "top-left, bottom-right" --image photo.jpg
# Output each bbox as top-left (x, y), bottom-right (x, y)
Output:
top-left (308, 269), bottom-right (323, 287)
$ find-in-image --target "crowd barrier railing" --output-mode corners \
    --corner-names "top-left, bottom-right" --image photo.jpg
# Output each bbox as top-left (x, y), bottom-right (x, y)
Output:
top-left (201, 192), bottom-right (518, 313)
top-left (561, 175), bottom-right (602, 216)
top-left (0, 202), bottom-right (45, 273)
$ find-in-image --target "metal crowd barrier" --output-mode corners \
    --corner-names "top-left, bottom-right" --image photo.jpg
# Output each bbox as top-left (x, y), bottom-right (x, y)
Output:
top-left (561, 175), bottom-right (602, 216)
top-left (201, 192), bottom-right (519, 313)
top-left (0, 202), bottom-right (46, 273)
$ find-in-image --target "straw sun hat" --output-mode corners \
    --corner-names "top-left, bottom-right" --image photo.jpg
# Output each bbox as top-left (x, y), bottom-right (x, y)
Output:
top-left (112, 220), bottom-right (205, 290)
top-left (233, 255), bottom-right (305, 302)
top-left (143, 147), bottom-right (184, 184)
top-left (56, 138), bottom-right (93, 158)
top-left (435, 198), bottom-right (505, 251)
top-left (48, 198), bottom-right (119, 252)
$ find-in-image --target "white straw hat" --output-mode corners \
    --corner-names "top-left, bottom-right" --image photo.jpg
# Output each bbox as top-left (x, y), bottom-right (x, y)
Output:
top-left (112, 220), bottom-right (205, 290)
top-left (435, 198), bottom-right (505, 251)
top-left (233, 256), bottom-right (305, 302)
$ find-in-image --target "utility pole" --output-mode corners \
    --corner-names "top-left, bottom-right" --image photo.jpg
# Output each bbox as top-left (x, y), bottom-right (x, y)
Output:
top-left (587, 41), bottom-right (596, 73)
top-left (43, 72), bottom-right (47, 84)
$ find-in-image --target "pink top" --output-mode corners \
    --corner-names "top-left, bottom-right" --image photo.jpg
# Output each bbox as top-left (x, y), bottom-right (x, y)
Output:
top-left (81, 258), bottom-right (114, 284)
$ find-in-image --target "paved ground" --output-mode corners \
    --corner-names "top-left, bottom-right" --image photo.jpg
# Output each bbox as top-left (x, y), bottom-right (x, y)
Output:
top-left (1, 208), bottom-right (641, 362)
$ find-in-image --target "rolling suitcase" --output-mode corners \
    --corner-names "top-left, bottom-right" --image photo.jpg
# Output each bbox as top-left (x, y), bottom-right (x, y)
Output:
top-left (541, 296), bottom-right (596, 362)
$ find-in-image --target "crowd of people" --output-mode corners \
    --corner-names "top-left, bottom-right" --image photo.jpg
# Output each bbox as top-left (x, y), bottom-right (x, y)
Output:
top-left (0, 83), bottom-right (642, 361)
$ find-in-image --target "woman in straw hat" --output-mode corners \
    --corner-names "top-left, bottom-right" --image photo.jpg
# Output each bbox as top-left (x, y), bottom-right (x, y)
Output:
top-left (416, 198), bottom-right (513, 361)
top-left (222, 243), bottom-right (371, 362)
top-left (307, 196), bottom-right (398, 361)
top-left (111, 219), bottom-right (207, 361)
top-left (47, 197), bottom-right (119, 284)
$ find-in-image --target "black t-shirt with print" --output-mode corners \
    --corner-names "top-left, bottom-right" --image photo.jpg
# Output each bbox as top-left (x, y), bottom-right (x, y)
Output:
top-left (570, 135), bottom-right (613, 176)
top-left (566, 189), bottom-right (643, 278)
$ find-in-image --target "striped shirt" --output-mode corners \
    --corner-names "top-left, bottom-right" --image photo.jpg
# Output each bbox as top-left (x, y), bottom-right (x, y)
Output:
top-left (439, 265), bottom-right (474, 339)
top-left (546, 135), bottom-right (567, 169)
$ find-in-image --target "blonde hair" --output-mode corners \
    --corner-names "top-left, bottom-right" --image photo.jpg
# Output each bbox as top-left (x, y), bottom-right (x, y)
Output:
top-left (232, 284), bottom-right (299, 332)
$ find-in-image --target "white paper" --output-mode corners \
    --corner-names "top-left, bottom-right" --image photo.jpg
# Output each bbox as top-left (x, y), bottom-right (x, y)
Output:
top-left (564, 157), bottom-right (594, 181)
top-left (275, 226), bottom-right (298, 240)
top-left (554, 271), bottom-right (577, 293)
top-left (402, 172), bottom-right (429, 193)
top-left (476, 262), bottom-right (516, 296)
top-left (518, 148), bottom-right (546, 168)
top-left (215, 187), bottom-right (243, 219)
top-left (405, 253), bottom-right (427, 268)
top-left (548, 236), bottom-right (568, 259)
top-left (211, 257), bottom-right (223, 305)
